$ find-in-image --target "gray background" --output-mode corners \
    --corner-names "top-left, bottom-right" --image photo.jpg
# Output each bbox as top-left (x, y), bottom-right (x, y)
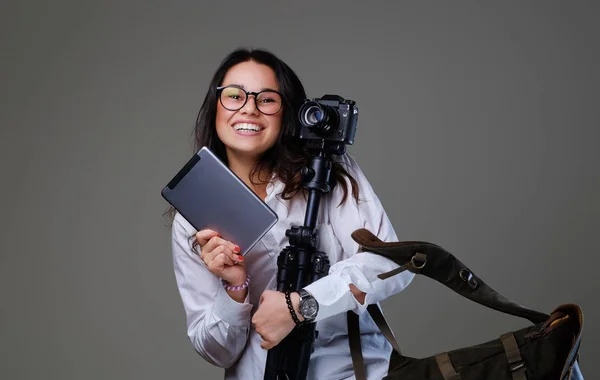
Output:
top-left (1, 1), bottom-right (598, 379)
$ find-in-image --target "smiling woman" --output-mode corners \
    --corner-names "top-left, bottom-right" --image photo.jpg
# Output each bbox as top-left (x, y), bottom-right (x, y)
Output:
top-left (215, 61), bottom-right (284, 183)
top-left (167, 48), bottom-right (415, 380)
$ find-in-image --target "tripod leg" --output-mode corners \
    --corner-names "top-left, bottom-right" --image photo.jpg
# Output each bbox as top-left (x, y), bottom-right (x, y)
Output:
top-left (264, 325), bottom-right (316, 380)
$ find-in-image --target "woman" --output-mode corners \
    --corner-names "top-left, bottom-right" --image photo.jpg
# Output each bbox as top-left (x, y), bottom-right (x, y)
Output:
top-left (170, 48), bottom-right (414, 379)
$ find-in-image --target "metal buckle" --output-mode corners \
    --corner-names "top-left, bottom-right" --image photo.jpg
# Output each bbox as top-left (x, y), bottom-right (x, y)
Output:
top-left (510, 361), bottom-right (525, 372)
top-left (410, 253), bottom-right (427, 269)
top-left (459, 269), bottom-right (479, 289)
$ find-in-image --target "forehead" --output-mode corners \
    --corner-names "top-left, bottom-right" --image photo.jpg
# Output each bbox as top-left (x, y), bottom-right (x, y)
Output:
top-left (221, 61), bottom-right (279, 91)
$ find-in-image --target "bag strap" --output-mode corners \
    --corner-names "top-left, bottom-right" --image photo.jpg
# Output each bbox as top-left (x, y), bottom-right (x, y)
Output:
top-left (434, 352), bottom-right (461, 380)
top-left (501, 332), bottom-right (528, 380)
top-left (348, 305), bottom-right (401, 380)
top-left (350, 228), bottom-right (550, 324)
top-left (349, 305), bottom-right (465, 380)
top-left (366, 304), bottom-right (401, 353)
top-left (347, 311), bottom-right (366, 380)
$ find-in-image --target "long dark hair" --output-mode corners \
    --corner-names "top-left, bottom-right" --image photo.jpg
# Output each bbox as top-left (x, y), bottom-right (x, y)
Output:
top-left (165, 48), bottom-right (359, 223)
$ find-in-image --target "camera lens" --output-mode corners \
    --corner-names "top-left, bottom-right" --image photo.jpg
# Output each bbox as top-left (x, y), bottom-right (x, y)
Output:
top-left (303, 105), bottom-right (324, 126)
top-left (299, 101), bottom-right (338, 136)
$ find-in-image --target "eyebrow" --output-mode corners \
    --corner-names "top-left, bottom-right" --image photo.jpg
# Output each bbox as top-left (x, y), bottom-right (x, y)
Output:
top-left (225, 83), bottom-right (279, 92)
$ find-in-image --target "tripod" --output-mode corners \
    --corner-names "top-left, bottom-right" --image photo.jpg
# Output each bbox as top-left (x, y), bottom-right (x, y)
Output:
top-left (263, 141), bottom-right (347, 380)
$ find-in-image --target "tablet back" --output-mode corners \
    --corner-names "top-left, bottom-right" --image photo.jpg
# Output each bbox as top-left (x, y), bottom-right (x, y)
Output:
top-left (161, 147), bottom-right (278, 256)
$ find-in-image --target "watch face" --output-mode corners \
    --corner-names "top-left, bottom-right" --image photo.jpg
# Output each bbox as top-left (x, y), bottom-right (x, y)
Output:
top-left (300, 297), bottom-right (318, 319)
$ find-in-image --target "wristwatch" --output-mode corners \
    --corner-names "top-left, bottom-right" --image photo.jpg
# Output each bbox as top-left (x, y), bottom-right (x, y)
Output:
top-left (298, 289), bottom-right (319, 321)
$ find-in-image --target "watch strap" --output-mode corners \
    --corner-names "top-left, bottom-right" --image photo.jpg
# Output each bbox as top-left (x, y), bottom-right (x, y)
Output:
top-left (298, 289), bottom-right (310, 299)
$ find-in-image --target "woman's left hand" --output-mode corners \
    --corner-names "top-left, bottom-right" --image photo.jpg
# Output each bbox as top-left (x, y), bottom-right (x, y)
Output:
top-left (252, 290), bottom-right (301, 349)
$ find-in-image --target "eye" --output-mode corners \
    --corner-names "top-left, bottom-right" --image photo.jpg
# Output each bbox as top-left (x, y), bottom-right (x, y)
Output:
top-left (258, 92), bottom-right (281, 104)
top-left (222, 87), bottom-right (244, 101)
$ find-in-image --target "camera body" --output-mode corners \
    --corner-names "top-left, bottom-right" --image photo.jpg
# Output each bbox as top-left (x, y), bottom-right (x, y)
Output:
top-left (296, 94), bottom-right (358, 145)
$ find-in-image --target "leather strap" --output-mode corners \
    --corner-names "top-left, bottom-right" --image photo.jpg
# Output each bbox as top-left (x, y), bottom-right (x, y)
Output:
top-left (378, 252), bottom-right (427, 280)
top-left (351, 228), bottom-right (551, 325)
top-left (348, 305), bottom-right (402, 380)
top-left (434, 352), bottom-right (461, 380)
top-left (367, 304), bottom-right (401, 353)
top-left (347, 311), bottom-right (366, 380)
top-left (500, 332), bottom-right (527, 380)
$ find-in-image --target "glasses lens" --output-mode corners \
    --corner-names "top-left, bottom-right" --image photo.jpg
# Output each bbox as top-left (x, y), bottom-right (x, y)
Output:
top-left (256, 91), bottom-right (282, 115)
top-left (220, 87), bottom-right (247, 110)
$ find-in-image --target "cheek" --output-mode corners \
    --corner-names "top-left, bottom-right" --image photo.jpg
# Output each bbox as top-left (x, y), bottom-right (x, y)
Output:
top-left (216, 106), bottom-right (233, 132)
top-left (268, 114), bottom-right (284, 136)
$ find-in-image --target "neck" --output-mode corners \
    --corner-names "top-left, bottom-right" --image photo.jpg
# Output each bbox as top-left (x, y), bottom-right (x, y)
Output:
top-left (226, 151), bottom-right (270, 199)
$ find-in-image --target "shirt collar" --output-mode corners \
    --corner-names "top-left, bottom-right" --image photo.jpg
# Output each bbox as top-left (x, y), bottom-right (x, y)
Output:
top-left (265, 174), bottom-right (290, 219)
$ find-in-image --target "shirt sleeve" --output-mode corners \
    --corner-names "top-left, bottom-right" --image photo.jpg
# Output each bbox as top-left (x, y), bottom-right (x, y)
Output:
top-left (171, 213), bottom-right (253, 368)
top-left (304, 153), bottom-right (415, 321)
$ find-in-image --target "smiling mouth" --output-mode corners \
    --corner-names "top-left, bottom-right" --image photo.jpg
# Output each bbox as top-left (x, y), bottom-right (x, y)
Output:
top-left (233, 123), bottom-right (263, 132)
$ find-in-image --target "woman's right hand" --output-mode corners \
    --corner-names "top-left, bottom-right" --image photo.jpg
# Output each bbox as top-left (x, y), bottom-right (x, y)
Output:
top-left (196, 229), bottom-right (247, 286)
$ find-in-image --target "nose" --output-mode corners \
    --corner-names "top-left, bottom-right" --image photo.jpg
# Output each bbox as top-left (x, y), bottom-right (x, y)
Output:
top-left (240, 94), bottom-right (260, 115)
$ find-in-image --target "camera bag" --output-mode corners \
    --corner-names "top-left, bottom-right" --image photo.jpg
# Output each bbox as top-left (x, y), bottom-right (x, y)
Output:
top-left (346, 228), bottom-right (584, 380)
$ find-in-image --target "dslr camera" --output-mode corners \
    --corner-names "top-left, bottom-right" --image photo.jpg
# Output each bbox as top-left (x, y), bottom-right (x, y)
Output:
top-left (296, 95), bottom-right (358, 145)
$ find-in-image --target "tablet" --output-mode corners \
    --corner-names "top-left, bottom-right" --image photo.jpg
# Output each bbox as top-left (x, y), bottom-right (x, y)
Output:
top-left (161, 146), bottom-right (278, 256)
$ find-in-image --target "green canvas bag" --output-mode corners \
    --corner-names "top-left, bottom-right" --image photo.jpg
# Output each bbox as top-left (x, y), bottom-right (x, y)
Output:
top-left (347, 228), bottom-right (584, 380)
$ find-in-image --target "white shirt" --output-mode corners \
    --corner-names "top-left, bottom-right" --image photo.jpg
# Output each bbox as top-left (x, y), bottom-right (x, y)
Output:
top-left (171, 153), bottom-right (415, 379)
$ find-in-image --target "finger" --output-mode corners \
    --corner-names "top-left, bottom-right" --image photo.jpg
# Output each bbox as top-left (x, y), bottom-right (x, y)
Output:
top-left (200, 243), bottom-right (227, 262)
top-left (203, 236), bottom-right (240, 256)
top-left (208, 252), bottom-right (234, 272)
top-left (206, 245), bottom-right (241, 266)
top-left (204, 239), bottom-right (241, 261)
top-left (200, 243), bottom-right (224, 263)
top-left (204, 245), bottom-right (242, 266)
top-left (221, 252), bottom-right (235, 267)
top-left (195, 229), bottom-right (220, 247)
top-left (202, 245), bottom-right (226, 264)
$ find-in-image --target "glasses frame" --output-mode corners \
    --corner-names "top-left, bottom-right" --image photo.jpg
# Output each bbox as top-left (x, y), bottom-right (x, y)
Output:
top-left (216, 85), bottom-right (284, 115)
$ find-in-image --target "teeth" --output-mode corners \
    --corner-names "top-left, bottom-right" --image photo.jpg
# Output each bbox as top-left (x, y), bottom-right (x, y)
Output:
top-left (234, 123), bottom-right (261, 132)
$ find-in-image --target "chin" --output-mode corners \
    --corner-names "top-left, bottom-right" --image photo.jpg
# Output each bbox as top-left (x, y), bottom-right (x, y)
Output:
top-left (227, 144), bottom-right (268, 158)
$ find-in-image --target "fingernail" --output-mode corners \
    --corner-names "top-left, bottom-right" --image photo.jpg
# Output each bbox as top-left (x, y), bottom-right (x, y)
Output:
top-left (237, 255), bottom-right (244, 261)
top-left (233, 246), bottom-right (240, 253)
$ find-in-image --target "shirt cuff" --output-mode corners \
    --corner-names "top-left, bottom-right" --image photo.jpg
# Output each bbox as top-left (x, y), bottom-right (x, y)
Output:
top-left (303, 271), bottom-right (361, 322)
top-left (212, 283), bottom-right (253, 327)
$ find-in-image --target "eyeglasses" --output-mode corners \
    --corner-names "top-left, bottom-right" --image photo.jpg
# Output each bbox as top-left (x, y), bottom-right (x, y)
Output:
top-left (217, 85), bottom-right (283, 115)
